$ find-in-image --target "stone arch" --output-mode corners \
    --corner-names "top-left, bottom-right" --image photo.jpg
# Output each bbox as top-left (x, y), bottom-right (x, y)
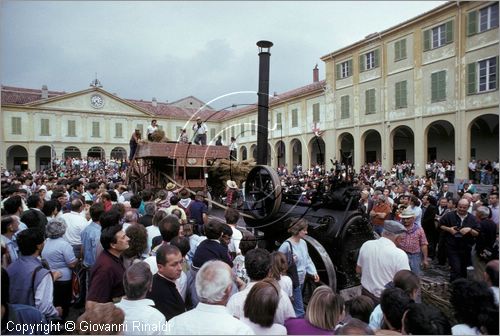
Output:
top-left (240, 146), bottom-right (248, 161)
top-left (337, 132), bottom-right (355, 167)
top-left (87, 146), bottom-right (105, 160)
top-left (6, 145), bottom-right (28, 171)
top-left (391, 125), bottom-right (415, 164)
top-left (425, 120), bottom-right (455, 162)
top-left (468, 113), bottom-right (499, 163)
top-left (290, 138), bottom-right (303, 167)
top-left (308, 137), bottom-right (325, 166)
top-left (36, 145), bottom-right (52, 170)
top-left (250, 144), bottom-right (257, 161)
top-left (361, 129), bottom-right (382, 164)
top-left (275, 140), bottom-right (286, 168)
top-left (64, 146), bottom-right (81, 159)
top-left (110, 147), bottom-right (127, 160)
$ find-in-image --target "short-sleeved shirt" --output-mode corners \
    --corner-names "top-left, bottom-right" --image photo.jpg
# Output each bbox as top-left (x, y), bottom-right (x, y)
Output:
top-left (87, 250), bottom-right (125, 303)
top-left (188, 201), bottom-right (207, 225)
top-left (398, 224), bottom-right (428, 254)
top-left (41, 238), bottom-right (77, 281)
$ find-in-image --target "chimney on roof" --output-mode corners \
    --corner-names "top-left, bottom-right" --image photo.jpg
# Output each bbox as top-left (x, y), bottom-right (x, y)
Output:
top-left (41, 85), bottom-right (48, 99)
top-left (152, 97), bottom-right (157, 107)
top-left (313, 64), bottom-right (319, 83)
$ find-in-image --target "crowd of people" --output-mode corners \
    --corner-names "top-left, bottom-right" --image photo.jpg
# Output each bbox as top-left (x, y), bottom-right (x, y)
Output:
top-left (1, 155), bottom-right (499, 335)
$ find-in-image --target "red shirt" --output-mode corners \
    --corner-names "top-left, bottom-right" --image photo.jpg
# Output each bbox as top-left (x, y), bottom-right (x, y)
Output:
top-left (87, 250), bottom-right (125, 303)
top-left (398, 224), bottom-right (428, 254)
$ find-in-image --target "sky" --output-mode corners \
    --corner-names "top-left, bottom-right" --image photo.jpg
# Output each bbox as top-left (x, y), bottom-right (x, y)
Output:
top-left (1, 1), bottom-right (445, 110)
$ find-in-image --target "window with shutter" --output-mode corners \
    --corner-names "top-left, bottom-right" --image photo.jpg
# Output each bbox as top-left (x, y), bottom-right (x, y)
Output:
top-left (340, 61), bottom-right (351, 78)
top-left (277, 113), bottom-right (282, 130)
top-left (365, 89), bottom-right (376, 114)
top-left (395, 81), bottom-right (408, 109)
top-left (115, 123), bottom-right (123, 138)
top-left (341, 96), bottom-right (350, 119)
top-left (210, 128), bottom-right (216, 139)
top-left (240, 124), bottom-right (245, 136)
top-left (92, 121), bottom-right (100, 137)
top-left (223, 129), bottom-right (227, 141)
top-left (12, 117), bottom-right (21, 135)
top-left (312, 103), bottom-right (320, 123)
top-left (478, 57), bottom-right (498, 92)
top-left (365, 51), bottom-right (375, 70)
top-left (41, 119), bottom-right (50, 136)
top-left (395, 39), bottom-right (407, 61)
top-left (68, 120), bottom-right (76, 137)
top-left (425, 20), bottom-right (454, 51)
top-left (292, 109), bottom-right (298, 127)
top-left (251, 120), bottom-right (256, 135)
top-left (431, 71), bottom-right (446, 102)
top-left (479, 3), bottom-right (499, 32)
top-left (467, 11), bottom-right (478, 36)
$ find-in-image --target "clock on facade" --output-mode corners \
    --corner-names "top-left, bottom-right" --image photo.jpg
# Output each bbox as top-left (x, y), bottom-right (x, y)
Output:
top-left (90, 94), bottom-right (104, 109)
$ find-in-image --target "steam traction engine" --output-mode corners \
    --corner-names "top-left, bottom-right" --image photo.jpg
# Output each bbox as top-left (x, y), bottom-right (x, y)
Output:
top-left (243, 165), bottom-right (374, 295)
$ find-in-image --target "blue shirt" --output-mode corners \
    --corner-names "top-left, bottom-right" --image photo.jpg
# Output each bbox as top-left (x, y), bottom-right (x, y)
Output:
top-left (189, 200), bottom-right (207, 225)
top-left (41, 238), bottom-right (76, 281)
top-left (81, 221), bottom-right (101, 268)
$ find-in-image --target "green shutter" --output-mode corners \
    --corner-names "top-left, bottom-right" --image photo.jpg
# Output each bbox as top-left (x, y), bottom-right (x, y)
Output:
top-left (431, 72), bottom-right (438, 102)
top-left (467, 63), bottom-right (477, 95)
top-left (423, 29), bottom-right (431, 51)
top-left (467, 11), bottom-right (477, 36)
top-left (439, 71), bottom-right (446, 100)
top-left (336, 63), bottom-right (341, 80)
top-left (347, 59), bottom-right (353, 77)
top-left (346, 96), bottom-right (350, 117)
top-left (445, 20), bottom-right (454, 43)
top-left (394, 41), bottom-right (400, 61)
top-left (365, 90), bottom-right (370, 113)
top-left (359, 54), bottom-right (365, 72)
top-left (374, 49), bottom-right (380, 68)
top-left (495, 56), bottom-right (499, 90)
top-left (401, 39), bottom-right (407, 59)
top-left (395, 82), bottom-right (400, 108)
top-left (401, 81), bottom-right (407, 107)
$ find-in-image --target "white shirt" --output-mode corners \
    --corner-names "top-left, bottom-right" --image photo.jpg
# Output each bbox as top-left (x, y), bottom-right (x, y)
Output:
top-left (451, 324), bottom-right (480, 335)
top-left (146, 225), bottom-right (161, 252)
top-left (115, 298), bottom-right (167, 335)
top-left (241, 317), bottom-right (287, 335)
top-left (229, 226), bottom-right (242, 255)
top-left (279, 275), bottom-right (293, 298)
top-left (357, 237), bottom-right (410, 297)
top-left (169, 302), bottom-right (254, 335)
top-left (147, 124), bottom-right (158, 136)
top-left (192, 123), bottom-right (207, 135)
top-left (226, 281), bottom-right (295, 325)
top-left (61, 211), bottom-right (89, 246)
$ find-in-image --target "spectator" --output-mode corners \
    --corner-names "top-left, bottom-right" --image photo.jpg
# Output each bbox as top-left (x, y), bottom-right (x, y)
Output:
top-left (439, 198), bottom-right (479, 282)
top-left (188, 191), bottom-right (208, 236)
top-left (122, 210), bottom-right (139, 232)
top-left (147, 210), bottom-right (166, 253)
top-left (450, 278), bottom-right (498, 335)
top-left (151, 215), bottom-right (181, 252)
top-left (147, 244), bottom-right (186, 321)
top-left (41, 218), bottom-right (78, 319)
top-left (81, 203), bottom-right (104, 292)
top-left (1, 215), bottom-right (20, 266)
top-left (346, 295), bottom-right (374, 324)
top-left (122, 224), bottom-right (148, 268)
top-left (227, 248), bottom-right (295, 325)
top-left (86, 225), bottom-right (129, 306)
top-left (61, 198), bottom-right (89, 258)
top-left (168, 260), bottom-right (253, 334)
top-left (285, 285), bottom-right (345, 335)
top-left (397, 208), bottom-right (429, 276)
top-left (357, 220), bottom-right (410, 305)
top-left (115, 262), bottom-right (166, 335)
top-left (7, 228), bottom-right (62, 320)
top-left (268, 251), bottom-right (293, 300)
top-left (369, 194), bottom-right (391, 235)
top-left (336, 318), bottom-right (374, 335)
top-left (378, 288), bottom-right (411, 333)
top-left (471, 206), bottom-right (498, 281)
top-left (138, 202), bottom-right (155, 227)
top-left (233, 229), bottom-right (257, 286)
top-left (401, 302), bottom-right (451, 335)
top-left (224, 207), bottom-right (242, 257)
top-left (278, 217), bottom-right (319, 318)
top-left (76, 303), bottom-right (124, 335)
top-left (484, 259), bottom-right (499, 305)
top-left (241, 279), bottom-right (287, 334)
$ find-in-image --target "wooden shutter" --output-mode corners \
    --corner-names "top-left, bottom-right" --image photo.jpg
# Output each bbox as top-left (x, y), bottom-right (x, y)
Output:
top-left (445, 20), bottom-right (454, 43)
top-left (313, 103), bottom-right (320, 123)
top-left (431, 72), bottom-right (438, 102)
top-left (347, 59), bottom-right (353, 77)
top-left (423, 29), bottom-right (431, 51)
top-left (394, 41), bottom-right (400, 61)
top-left (401, 39), bottom-right (407, 59)
top-left (402, 81), bottom-right (407, 107)
top-left (336, 63), bottom-right (341, 80)
top-left (467, 63), bottom-right (477, 95)
top-left (467, 11), bottom-right (477, 36)
top-left (374, 49), bottom-right (380, 68)
top-left (359, 54), bottom-right (365, 72)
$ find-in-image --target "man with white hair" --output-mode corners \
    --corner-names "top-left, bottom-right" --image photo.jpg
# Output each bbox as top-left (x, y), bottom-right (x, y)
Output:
top-left (168, 260), bottom-right (254, 335)
top-left (356, 220), bottom-right (410, 305)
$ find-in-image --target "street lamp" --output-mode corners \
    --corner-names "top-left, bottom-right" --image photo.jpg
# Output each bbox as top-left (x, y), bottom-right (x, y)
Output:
top-left (256, 40), bottom-right (273, 166)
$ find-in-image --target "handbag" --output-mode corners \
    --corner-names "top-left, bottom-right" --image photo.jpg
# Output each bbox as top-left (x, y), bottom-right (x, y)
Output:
top-left (286, 241), bottom-right (300, 289)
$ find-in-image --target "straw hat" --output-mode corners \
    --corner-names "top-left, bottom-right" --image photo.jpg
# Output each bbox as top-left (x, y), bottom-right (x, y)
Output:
top-left (226, 180), bottom-right (238, 189)
top-left (400, 208), bottom-right (416, 218)
top-left (166, 182), bottom-right (176, 191)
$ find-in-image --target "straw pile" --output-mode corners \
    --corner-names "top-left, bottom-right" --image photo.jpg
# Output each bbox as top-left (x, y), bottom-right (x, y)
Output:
top-left (149, 130), bottom-right (170, 142)
top-left (207, 158), bottom-right (256, 197)
top-left (421, 278), bottom-right (456, 325)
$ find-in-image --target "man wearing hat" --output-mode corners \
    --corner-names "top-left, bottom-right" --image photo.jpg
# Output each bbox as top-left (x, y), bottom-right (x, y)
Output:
top-left (356, 220), bottom-right (410, 304)
top-left (192, 117), bottom-right (207, 145)
top-left (397, 208), bottom-right (429, 276)
top-left (225, 180), bottom-right (241, 209)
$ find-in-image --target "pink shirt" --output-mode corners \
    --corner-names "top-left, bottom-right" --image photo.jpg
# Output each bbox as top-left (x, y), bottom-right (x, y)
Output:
top-left (398, 224), bottom-right (428, 254)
